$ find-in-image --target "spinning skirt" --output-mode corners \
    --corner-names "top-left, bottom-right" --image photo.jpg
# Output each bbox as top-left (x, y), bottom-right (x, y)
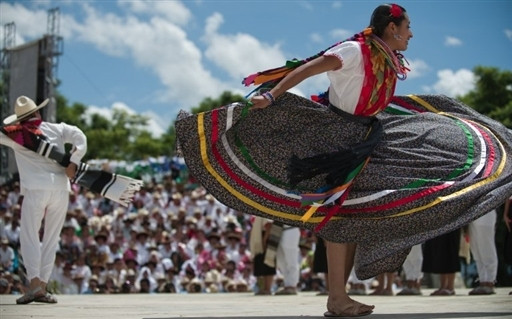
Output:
top-left (175, 93), bottom-right (512, 279)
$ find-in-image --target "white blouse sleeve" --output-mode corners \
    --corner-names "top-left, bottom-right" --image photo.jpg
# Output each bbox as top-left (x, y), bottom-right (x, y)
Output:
top-left (322, 41), bottom-right (364, 113)
top-left (323, 41), bottom-right (362, 71)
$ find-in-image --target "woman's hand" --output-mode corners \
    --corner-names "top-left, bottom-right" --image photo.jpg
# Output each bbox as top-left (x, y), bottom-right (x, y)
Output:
top-left (250, 95), bottom-right (271, 109)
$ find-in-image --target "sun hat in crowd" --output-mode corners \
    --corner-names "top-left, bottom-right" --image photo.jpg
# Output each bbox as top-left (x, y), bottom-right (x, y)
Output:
top-left (3, 96), bottom-right (49, 125)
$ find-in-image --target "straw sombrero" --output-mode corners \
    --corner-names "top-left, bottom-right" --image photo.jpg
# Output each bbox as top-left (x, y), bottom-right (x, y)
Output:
top-left (3, 96), bottom-right (48, 125)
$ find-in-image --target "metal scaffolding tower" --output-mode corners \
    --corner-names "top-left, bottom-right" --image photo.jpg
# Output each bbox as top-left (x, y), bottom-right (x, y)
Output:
top-left (1, 22), bottom-right (15, 121)
top-left (41, 7), bottom-right (63, 123)
top-left (0, 22), bottom-right (16, 183)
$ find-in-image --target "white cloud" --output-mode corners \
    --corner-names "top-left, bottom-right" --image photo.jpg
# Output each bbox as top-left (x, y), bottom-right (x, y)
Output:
top-left (0, 2), bottom-right (49, 46)
top-left (72, 5), bottom-right (138, 57)
top-left (63, 3), bottom-right (226, 109)
top-left (432, 69), bottom-right (475, 97)
top-left (299, 1), bottom-right (314, 11)
top-left (202, 12), bottom-right (287, 81)
top-left (200, 10), bottom-right (327, 100)
top-left (445, 36), bottom-right (462, 47)
top-left (117, 0), bottom-right (192, 26)
top-left (85, 102), bottom-right (165, 138)
top-left (405, 59), bottom-right (429, 79)
top-left (310, 33), bottom-right (323, 44)
top-left (421, 85), bottom-right (432, 93)
top-left (332, 1), bottom-right (343, 9)
top-left (142, 110), bottom-right (169, 138)
top-left (505, 29), bottom-right (512, 42)
top-left (1, 2), bottom-right (230, 107)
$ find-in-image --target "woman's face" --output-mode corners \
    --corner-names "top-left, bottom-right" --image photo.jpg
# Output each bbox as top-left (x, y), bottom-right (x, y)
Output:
top-left (392, 14), bottom-right (413, 51)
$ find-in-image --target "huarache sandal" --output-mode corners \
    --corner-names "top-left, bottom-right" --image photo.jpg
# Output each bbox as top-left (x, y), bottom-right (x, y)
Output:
top-left (469, 286), bottom-right (495, 295)
top-left (430, 289), bottom-right (443, 296)
top-left (397, 287), bottom-right (421, 295)
top-left (274, 287), bottom-right (297, 295)
top-left (431, 289), bottom-right (454, 296)
top-left (35, 292), bottom-right (58, 304)
top-left (16, 287), bottom-right (43, 305)
top-left (324, 302), bottom-right (374, 317)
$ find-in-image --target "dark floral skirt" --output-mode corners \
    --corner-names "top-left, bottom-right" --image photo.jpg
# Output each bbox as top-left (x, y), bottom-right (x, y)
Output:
top-left (176, 92), bottom-right (512, 279)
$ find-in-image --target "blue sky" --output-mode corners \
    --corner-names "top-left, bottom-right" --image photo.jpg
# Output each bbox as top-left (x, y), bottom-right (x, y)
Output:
top-left (2, 0), bottom-right (512, 136)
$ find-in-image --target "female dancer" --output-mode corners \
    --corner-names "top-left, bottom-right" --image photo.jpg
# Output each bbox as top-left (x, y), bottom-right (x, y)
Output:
top-left (176, 3), bottom-right (512, 317)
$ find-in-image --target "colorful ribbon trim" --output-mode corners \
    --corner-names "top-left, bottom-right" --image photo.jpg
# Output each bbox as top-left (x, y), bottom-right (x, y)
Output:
top-left (194, 95), bottom-right (507, 227)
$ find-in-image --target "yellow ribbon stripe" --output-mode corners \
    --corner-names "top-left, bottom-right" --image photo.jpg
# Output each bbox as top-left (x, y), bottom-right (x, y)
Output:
top-left (407, 94), bottom-right (440, 113)
top-left (300, 205), bottom-right (321, 223)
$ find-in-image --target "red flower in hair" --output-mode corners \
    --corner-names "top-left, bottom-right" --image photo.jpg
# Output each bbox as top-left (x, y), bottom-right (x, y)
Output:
top-left (390, 4), bottom-right (402, 18)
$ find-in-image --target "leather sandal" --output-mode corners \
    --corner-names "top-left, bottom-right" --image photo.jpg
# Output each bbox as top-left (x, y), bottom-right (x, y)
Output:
top-left (324, 302), bottom-right (374, 317)
top-left (16, 287), bottom-right (43, 305)
top-left (35, 292), bottom-right (58, 304)
top-left (469, 286), bottom-right (495, 295)
top-left (431, 289), bottom-right (454, 296)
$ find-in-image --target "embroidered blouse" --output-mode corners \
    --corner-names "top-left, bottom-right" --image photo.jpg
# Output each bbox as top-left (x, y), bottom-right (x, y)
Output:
top-left (323, 34), bottom-right (400, 117)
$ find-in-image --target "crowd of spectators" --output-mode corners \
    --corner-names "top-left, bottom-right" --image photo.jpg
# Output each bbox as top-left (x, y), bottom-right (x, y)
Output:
top-left (2, 172), bottom-right (506, 297)
top-left (0, 174), bottom-right (321, 295)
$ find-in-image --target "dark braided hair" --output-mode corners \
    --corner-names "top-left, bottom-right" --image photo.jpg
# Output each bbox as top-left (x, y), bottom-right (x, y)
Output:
top-left (369, 4), bottom-right (407, 37)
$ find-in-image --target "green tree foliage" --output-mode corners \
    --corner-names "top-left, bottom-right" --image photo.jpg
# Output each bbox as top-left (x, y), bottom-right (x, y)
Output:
top-left (459, 66), bottom-right (512, 128)
top-left (55, 93), bottom-right (167, 161)
top-left (130, 131), bottom-right (166, 158)
top-left (55, 95), bottom-right (88, 128)
top-left (160, 125), bottom-right (177, 157)
top-left (190, 91), bottom-right (245, 114)
top-left (89, 113), bottom-right (110, 130)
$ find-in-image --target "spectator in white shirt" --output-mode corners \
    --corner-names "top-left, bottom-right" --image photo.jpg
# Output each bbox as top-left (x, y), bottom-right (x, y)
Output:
top-left (0, 237), bottom-right (15, 272)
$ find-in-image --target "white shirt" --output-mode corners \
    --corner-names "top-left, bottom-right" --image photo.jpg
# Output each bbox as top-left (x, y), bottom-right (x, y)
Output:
top-left (0, 120), bottom-right (87, 194)
top-left (0, 245), bottom-right (14, 268)
top-left (4, 224), bottom-right (20, 244)
top-left (324, 41), bottom-right (364, 114)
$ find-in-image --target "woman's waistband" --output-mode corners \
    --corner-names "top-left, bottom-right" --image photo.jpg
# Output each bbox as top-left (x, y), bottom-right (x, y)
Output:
top-left (328, 103), bottom-right (375, 125)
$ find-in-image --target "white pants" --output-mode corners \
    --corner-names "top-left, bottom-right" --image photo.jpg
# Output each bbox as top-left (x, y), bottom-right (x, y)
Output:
top-left (277, 227), bottom-right (300, 287)
top-left (468, 210), bottom-right (497, 283)
top-left (402, 244), bottom-right (423, 280)
top-left (20, 189), bottom-right (69, 282)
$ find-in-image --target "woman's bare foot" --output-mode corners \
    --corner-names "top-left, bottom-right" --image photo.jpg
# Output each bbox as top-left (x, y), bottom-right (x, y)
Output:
top-left (325, 295), bottom-right (374, 317)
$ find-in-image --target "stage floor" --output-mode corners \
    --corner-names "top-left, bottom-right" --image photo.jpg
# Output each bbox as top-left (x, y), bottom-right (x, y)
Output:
top-left (1, 288), bottom-right (511, 319)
